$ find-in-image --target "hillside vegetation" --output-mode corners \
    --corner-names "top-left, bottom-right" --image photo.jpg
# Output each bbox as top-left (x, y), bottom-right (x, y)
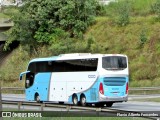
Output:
top-left (0, 0), bottom-right (160, 87)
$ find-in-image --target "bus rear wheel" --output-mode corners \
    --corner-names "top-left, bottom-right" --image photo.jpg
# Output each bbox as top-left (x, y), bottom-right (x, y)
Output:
top-left (80, 95), bottom-right (86, 106)
top-left (72, 94), bottom-right (78, 105)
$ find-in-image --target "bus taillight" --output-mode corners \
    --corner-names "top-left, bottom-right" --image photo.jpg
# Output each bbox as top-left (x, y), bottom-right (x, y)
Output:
top-left (126, 82), bottom-right (128, 94)
top-left (99, 83), bottom-right (104, 95)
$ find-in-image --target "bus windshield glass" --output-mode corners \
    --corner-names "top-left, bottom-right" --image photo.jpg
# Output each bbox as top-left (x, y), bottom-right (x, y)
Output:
top-left (102, 56), bottom-right (127, 70)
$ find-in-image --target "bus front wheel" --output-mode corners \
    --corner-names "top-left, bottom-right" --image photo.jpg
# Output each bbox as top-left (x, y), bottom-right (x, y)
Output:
top-left (35, 93), bottom-right (40, 103)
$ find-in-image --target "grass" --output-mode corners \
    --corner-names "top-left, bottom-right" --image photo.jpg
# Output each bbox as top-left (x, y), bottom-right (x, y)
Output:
top-left (130, 98), bottom-right (160, 102)
top-left (103, 0), bottom-right (157, 16)
top-left (0, 33), bottom-right (7, 41)
top-left (0, 13), bottom-right (9, 18)
top-left (0, 6), bottom-right (19, 17)
top-left (129, 78), bottom-right (160, 87)
top-left (3, 109), bottom-right (145, 120)
top-left (0, 46), bottom-right (30, 82)
top-left (130, 0), bottom-right (157, 16)
top-left (2, 117), bottom-right (148, 120)
top-left (129, 90), bottom-right (160, 95)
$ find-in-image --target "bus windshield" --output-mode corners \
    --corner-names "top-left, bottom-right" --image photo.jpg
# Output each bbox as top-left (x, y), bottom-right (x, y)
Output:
top-left (102, 56), bottom-right (127, 70)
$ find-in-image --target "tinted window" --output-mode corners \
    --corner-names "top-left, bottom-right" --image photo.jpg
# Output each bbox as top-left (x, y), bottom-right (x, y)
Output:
top-left (28, 58), bottom-right (98, 72)
top-left (102, 56), bottom-right (127, 70)
top-left (25, 72), bottom-right (34, 88)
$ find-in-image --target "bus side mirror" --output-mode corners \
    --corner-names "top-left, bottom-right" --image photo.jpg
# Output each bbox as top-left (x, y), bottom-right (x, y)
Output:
top-left (19, 71), bottom-right (30, 81)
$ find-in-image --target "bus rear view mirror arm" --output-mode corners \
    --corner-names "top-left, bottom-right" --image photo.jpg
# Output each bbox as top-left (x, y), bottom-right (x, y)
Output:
top-left (19, 75), bottom-right (22, 81)
top-left (19, 71), bottom-right (30, 81)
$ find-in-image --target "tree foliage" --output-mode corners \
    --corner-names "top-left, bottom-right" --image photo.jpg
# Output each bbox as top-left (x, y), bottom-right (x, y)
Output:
top-left (116, 1), bottom-right (131, 26)
top-left (6, 0), bottom-right (98, 51)
top-left (151, 0), bottom-right (160, 21)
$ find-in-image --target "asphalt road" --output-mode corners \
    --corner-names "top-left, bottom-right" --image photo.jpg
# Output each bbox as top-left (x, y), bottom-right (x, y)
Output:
top-left (2, 94), bottom-right (160, 111)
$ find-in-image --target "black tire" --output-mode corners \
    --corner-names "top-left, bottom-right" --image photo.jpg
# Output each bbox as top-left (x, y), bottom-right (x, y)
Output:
top-left (80, 95), bottom-right (86, 106)
top-left (106, 102), bottom-right (113, 107)
top-left (35, 94), bottom-right (40, 103)
top-left (72, 94), bottom-right (78, 105)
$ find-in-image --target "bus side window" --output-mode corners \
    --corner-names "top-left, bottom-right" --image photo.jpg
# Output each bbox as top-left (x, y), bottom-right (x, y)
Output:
top-left (26, 72), bottom-right (35, 88)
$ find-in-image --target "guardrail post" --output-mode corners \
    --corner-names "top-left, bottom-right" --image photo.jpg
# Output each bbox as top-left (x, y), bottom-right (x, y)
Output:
top-left (18, 102), bottom-right (21, 110)
top-left (66, 105), bottom-right (71, 111)
top-left (41, 103), bottom-right (45, 111)
top-left (96, 108), bottom-right (101, 116)
top-left (0, 83), bottom-right (2, 120)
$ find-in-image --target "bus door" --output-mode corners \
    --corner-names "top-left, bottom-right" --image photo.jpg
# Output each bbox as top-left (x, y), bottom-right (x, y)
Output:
top-left (49, 72), bottom-right (67, 101)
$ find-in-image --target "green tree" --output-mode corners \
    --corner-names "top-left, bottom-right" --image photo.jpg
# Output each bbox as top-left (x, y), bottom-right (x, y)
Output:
top-left (116, 0), bottom-right (131, 26)
top-left (151, 0), bottom-right (160, 21)
top-left (139, 29), bottom-right (147, 45)
top-left (6, 0), bottom-right (98, 52)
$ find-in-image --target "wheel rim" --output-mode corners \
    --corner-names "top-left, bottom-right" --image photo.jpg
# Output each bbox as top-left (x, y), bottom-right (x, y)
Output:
top-left (36, 95), bottom-right (40, 102)
top-left (81, 96), bottom-right (86, 106)
top-left (74, 97), bottom-right (78, 105)
top-left (73, 96), bottom-right (78, 105)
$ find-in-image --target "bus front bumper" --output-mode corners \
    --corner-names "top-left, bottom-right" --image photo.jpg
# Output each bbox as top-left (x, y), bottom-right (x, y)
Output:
top-left (99, 93), bottom-right (128, 102)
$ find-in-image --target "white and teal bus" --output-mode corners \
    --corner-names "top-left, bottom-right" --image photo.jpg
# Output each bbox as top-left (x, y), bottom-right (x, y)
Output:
top-left (20, 53), bottom-right (129, 107)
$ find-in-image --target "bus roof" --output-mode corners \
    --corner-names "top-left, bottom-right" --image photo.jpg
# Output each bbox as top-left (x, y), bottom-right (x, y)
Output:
top-left (29, 53), bottom-right (127, 63)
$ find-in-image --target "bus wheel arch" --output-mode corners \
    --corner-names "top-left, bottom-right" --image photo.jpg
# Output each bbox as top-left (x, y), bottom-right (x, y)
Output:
top-left (80, 93), bottom-right (86, 106)
top-left (72, 93), bottom-right (78, 105)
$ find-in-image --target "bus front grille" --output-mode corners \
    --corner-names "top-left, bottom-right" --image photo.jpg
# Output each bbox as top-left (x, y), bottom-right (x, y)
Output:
top-left (103, 77), bottom-right (126, 86)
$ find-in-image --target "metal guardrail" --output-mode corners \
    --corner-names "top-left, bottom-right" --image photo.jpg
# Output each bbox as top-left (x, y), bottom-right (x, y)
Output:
top-left (1, 87), bottom-right (24, 91)
top-left (1, 87), bottom-right (160, 119)
top-left (2, 100), bottom-right (159, 119)
top-left (1, 87), bottom-right (160, 91)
